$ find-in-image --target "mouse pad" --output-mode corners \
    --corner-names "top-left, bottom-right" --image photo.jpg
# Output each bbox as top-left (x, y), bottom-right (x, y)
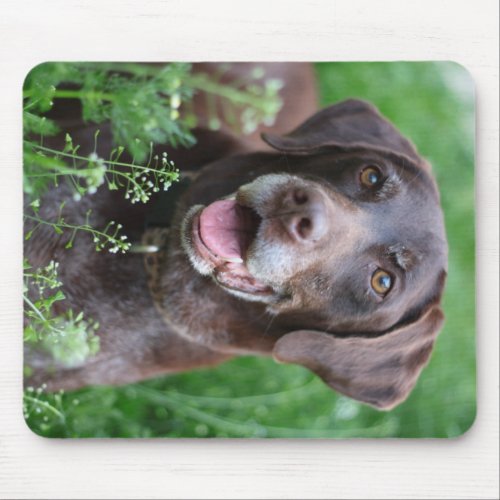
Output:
top-left (23, 62), bottom-right (475, 438)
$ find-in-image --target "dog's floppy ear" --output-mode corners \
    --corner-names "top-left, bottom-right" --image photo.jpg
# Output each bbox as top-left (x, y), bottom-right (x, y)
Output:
top-left (273, 304), bottom-right (444, 410)
top-left (262, 98), bottom-right (425, 166)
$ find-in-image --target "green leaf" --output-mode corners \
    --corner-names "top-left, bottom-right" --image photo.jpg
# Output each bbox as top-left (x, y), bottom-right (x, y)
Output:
top-left (23, 112), bottom-right (60, 136)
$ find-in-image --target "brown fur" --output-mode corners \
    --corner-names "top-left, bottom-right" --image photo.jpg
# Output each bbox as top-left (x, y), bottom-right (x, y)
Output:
top-left (24, 63), bottom-right (447, 409)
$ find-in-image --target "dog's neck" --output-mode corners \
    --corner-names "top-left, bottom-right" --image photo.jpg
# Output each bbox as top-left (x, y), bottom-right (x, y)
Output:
top-left (140, 218), bottom-right (289, 355)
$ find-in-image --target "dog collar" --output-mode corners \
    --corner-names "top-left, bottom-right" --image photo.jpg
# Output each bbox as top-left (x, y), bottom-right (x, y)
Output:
top-left (141, 226), bottom-right (171, 309)
top-left (127, 176), bottom-right (192, 317)
top-left (129, 177), bottom-right (191, 254)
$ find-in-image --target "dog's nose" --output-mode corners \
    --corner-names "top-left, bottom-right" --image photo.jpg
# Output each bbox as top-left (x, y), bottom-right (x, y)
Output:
top-left (282, 187), bottom-right (328, 243)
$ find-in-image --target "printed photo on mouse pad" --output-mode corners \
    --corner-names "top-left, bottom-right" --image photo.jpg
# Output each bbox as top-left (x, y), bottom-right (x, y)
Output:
top-left (23, 62), bottom-right (475, 438)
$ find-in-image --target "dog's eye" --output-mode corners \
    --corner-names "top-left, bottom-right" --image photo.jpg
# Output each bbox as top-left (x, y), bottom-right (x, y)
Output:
top-left (371, 269), bottom-right (393, 295)
top-left (360, 166), bottom-right (382, 187)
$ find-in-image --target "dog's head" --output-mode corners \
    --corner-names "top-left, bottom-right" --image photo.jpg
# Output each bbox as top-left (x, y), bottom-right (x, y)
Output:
top-left (181, 99), bottom-right (448, 409)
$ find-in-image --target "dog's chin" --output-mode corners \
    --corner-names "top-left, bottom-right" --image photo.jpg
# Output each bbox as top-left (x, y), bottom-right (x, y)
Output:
top-left (181, 201), bottom-right (277, 303)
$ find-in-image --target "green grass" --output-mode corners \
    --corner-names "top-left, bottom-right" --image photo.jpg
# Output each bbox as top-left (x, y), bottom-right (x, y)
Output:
top-left (25, 62), bottom-right (475, 438)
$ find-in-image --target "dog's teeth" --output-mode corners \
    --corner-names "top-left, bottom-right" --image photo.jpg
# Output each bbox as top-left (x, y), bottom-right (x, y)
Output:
top-left (224, 257), bottom-right (243, 263)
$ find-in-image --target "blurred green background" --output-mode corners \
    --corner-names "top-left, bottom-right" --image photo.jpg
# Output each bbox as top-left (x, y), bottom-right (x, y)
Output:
top-left (25, 62), bottom-right (475, 438)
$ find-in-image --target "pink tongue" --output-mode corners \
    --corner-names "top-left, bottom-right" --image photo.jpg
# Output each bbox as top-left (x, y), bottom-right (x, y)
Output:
top-left (199, 200), bottom-right (254, 260)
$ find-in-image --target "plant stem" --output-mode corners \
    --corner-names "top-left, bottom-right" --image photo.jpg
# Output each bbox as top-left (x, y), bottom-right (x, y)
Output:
top-left (24, 214), bottom-right (121, 243)
top-left (23, 295), bottom-right (49, 323)
top-left (23, 88), bottom-right (115, 102)
top-left (23, 272), bottom-right (60, 286)
top-left (23, 295), bottom-right (67, 338)
top-left (22, 65), bottom-right (273, 110)
top-left (23, 395), bottom-right (66, 421)
top-left (187, 73), bottom-right (270, 109)
top-left (25, 142), bottom-right (174, 177)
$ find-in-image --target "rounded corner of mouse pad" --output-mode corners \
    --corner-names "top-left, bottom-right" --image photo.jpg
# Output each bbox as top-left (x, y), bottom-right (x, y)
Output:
top-left (22, 61), bottom-right (476, 439)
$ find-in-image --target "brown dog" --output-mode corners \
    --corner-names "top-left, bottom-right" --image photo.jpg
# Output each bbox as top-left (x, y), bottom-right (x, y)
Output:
top-left (24, 63), bottom-right (447, 410)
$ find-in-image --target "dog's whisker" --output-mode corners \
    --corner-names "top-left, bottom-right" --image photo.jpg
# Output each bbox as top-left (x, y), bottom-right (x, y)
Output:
top-left (262, 313), bottom-right (278, 337)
